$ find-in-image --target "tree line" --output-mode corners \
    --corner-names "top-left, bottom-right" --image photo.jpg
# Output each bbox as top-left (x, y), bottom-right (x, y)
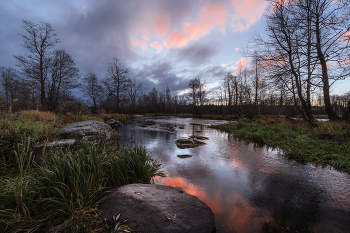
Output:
top-left (1, 5), bottom-right (349, 119)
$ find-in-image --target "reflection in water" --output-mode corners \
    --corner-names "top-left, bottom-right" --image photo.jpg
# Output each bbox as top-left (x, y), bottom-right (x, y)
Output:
top-left (117, 116), bottom-right (350, 233)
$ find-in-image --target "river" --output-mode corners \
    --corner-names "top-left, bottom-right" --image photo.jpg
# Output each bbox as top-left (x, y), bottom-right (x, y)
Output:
top-left (116, 116), bottom-right (350, 233)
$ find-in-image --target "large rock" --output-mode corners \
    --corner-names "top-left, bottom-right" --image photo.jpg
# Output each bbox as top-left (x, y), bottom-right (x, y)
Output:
top-left (59, 120), bottom-right (112, 141)
top-left (98, 184), bottom-right (216, 233)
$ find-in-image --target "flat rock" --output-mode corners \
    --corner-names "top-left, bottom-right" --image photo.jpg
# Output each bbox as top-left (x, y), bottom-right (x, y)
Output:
top-left (59, 120), bottom-right (112, 141)
top-left (177, 154), bottom-right (193, 159)
top-left (30, 139), bottom-right (77, 164)
top-left (98, 184), bottom-right (215, 233)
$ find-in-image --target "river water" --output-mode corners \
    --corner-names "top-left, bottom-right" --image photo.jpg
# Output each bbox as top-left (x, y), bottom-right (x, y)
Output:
top-left (116, 116), bottom-right (350, 233)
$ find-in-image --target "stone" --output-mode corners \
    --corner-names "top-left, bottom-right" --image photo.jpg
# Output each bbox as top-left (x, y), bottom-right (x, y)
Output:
top-left (175, 138), bottom-right (205, 149)
top-left (177, 154), bottom-right (193, 159)
top-left (98, 184), bottom-right (216, 233)
top-left (105, 117), bottom-right (124, 128)
top-left (30, 139), bottom-right (77, 165)
top-left (59, 120), bottom-right (112, 141)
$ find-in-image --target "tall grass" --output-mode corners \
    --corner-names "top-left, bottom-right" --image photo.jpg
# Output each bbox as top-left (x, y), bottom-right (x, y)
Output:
top-left (0, 137), bottom-right (163, 232)
top-left (211, 119), bottom-right (350, 173)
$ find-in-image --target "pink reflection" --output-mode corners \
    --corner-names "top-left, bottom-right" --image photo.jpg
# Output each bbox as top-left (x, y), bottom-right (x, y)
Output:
top-left (157, 177), bottom-right (268, 232)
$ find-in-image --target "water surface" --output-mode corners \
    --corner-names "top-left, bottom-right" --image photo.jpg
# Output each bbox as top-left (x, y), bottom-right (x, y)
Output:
top-left (117, 116), bottom-right (350, 233)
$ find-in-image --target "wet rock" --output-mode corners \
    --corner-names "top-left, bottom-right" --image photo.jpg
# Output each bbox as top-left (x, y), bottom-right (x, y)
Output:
top-left (143, 120), bottom-right (156, 125)
top-left (59, 120), bottom-right (112, 142)
top-left (98, 184), bottom-right (215, 233)
top-left (30, 139), bottom-right (77, 165)
top-left (177, 154), bottom-right (193, 159)
top-left (105, 117), bottom-right (123, 129)
top-left (175, 138), bottom-right (205, 149)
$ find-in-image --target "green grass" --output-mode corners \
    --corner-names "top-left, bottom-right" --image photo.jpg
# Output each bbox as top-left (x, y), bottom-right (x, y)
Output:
top-left (211, 119), bottom-right (350, 173)
top-left (0, 137), bottom-right (163, 232)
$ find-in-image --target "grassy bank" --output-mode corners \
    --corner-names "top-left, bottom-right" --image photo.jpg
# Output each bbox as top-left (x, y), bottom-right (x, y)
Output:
top-left (211, 116), bottom-right (350, 173)
top-left (0, 110), bottom-right (161, 232)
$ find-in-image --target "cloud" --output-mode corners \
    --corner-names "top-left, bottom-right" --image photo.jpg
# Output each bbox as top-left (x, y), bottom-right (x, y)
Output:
top-left (142, 35), bottom-right (150, 41)
top-left (235, 48), bottom-right (240, 51)
top-left (171, 40), bottom-right (221, 66)
top-left (150, 41), bottom-right (163, 53)
top-left (230, 0), bottom-right (268, 32)
top-left (132, 60), bottom-right (188, 93)
top-left (164, 1), bottom-right (228, 47)
top-left (133, 38), bottom-right (148, 50)
top-left (221, 63), bottom-right (227, 68)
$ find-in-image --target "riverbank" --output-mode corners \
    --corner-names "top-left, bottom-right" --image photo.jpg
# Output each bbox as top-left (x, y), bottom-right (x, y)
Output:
top-left (210, 115), bottom-right (350, 173)
top-left (0, 110), bottom-right (162, 232)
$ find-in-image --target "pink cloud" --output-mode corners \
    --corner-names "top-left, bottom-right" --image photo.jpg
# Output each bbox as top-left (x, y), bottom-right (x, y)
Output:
top-left (221, 63), bottom-right (228, 68)
top-left (153, 12), bottom-right (170, 38)
top-left (150, 41), bottom-right (163, 53)
top-left (230, 0), bottom-right (268, 32)
top-left (132, 38), bottom-right (148, 50)
top-left (142, 35), bottom-right (149, 41)
top-left (164, 2), bottom-right (228, 47)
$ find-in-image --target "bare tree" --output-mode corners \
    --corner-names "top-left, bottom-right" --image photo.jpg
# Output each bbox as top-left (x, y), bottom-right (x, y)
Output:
top-left (46, 49), bottom-right (79, 111)
top-left (127, 79), bottom-right (142, 115)
top-left (0, 67), bottom-right (19, 106)
top-left (14, 20), bottom-right (60, 108)
top-left (103, 57), bottom-right (130, 113)
top-left (187, 77), bottom-right (200, 114)
top-left (81, 72), bottom-right (104, 111)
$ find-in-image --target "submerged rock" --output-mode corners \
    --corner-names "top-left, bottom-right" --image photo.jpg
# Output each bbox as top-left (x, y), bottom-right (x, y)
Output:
top-left (59, 120), bottom-right (112, 142)
top-left (98, 184), bottom-right (216, 233)
top-left (175, 136), bottom-right (208, 149)
top-left (177, 154), bottom-right (193, 158)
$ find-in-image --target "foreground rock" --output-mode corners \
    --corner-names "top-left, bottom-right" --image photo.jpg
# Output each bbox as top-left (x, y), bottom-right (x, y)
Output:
top-left (59, 120), bottom-right (112, 141)
top-left (98, 184), bottom-right (216, 233)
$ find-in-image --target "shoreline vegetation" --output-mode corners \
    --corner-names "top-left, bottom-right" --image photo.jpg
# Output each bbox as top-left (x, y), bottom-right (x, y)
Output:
top-left (210, 115), bottom-right (350, 173)
top-left (0, 110), bottom-right (163, 232)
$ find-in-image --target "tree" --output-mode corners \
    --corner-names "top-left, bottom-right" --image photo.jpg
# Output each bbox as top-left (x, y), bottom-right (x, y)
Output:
top-left (149, 87), bottom-right (159, 114)
top-left (103, 57), bottom-right (130, 113)
top-left (305, 0), bottom-right (350, 120)
top-left (14, 20), bottom-right (60, 108)
top-left (46, 49), bottom-right (79, 110)
top-left (0, 67), bottom-right (19, 106)
top-left (187, 77), bottom-right (200, 114)
top-left (259, 0), bottom-right (315, 121)
top-left (81, 72), bottom-right (104, 111)
top-left (127, 79), bottom-right (142, 115)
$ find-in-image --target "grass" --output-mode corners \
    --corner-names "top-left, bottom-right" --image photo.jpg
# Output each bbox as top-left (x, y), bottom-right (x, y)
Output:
top-left (0, 110), bottom-right (162, 232)
top-left (0, 137), bottom-right (163, 232)
top-left (211, 116), bottom-right (350, 173)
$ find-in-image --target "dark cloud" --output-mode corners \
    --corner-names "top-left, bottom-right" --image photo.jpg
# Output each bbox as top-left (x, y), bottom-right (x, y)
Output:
top-left (171, 40), bottom-right (221, 66)
top-left (131, 61), bottom-right (189, 94)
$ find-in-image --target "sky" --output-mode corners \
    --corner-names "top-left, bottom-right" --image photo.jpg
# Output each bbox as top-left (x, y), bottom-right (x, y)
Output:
top-left (0, 0), bottom-right (349, 98)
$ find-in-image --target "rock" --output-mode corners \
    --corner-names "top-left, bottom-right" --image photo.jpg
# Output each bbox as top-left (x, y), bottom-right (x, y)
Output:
top-left (98, 184), bottom-right (215, 233)
top-left (105, 117), bottom-right (124, 129)
top-left (143, 120), bottom-right (156, 125)
top-left (175, 138), bottom-right (206, 149)
top-left (30, 139), bottom-right (77, 164)
top-left (59, 120), bottom-right (112, 141)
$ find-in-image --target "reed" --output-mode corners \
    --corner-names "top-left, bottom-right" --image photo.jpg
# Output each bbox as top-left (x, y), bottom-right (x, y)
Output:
top-left (0, 137), bottom-right (163, 232)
